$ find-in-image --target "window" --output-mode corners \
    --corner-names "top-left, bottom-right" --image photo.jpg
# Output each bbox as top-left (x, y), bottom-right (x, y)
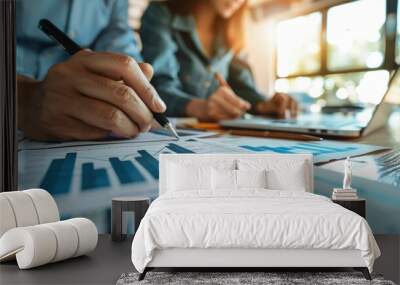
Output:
top-left (277, 12), bottom-right (321, 77)
top-left (275, 0), bottom-right (395, 108)
top-left (327, 0), bottom-right (386, 70)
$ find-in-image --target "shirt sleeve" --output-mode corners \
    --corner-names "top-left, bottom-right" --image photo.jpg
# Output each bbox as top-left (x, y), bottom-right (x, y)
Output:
top-left (228, 58), bottom-right (266, 114)
top-left (140, 4), bottom-right (193, 117)
top-left (91, 0), bottom-right (142, 61)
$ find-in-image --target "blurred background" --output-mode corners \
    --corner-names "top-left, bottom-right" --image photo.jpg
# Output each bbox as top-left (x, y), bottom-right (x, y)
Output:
top-left (130, 0), bottom-right (400, 111)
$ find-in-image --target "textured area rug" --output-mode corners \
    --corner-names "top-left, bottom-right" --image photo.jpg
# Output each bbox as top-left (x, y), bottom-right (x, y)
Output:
top-left (116, 272), bottom-right (395, 285)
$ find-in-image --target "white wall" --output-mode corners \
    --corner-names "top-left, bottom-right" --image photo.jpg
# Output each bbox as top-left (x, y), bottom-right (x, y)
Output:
top-left (245, 15), bottom-right (276, 98)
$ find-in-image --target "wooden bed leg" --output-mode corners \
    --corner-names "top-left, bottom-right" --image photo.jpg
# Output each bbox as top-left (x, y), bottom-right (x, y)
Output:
top-left (138, 268), bottom-right (147, 281)
top-left (354, 267), bottom-right (372, 280)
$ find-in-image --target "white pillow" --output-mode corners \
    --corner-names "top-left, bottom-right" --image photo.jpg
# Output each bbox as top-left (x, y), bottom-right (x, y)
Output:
top-left (211, 169), bottom-right (268, 191)
top-left (166, 159), bottom-right (236, 193)
top-left (211, 168), bottom-right (237, 190)
top-left (167, 163), bottom-right (211, 191)
top-left (236, 169), bottom-right (267, 189)
top-left (267, 166), bottom-right (306, 191)
top-left (237, 159), bottom-right (308, 191)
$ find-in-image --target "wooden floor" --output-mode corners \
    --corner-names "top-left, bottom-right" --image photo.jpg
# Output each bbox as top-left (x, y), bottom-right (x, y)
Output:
top-left (0, 234), bottom-right (399, 285)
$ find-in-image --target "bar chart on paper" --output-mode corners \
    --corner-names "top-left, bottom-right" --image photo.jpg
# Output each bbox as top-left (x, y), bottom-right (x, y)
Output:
top-left (207, 137), bottom-right (387, 164)
top-left (18, 140), bottom-right (243, 215)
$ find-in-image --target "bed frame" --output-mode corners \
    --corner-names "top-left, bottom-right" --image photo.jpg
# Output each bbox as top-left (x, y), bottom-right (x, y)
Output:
top-left (139, 249), bottom-right (371, 280)
top-left (138, 154), bottom-right (371, 281)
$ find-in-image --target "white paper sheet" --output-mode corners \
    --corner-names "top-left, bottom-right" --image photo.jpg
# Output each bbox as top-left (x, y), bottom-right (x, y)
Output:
top-left (205, 136), bottom-right (388, 164)
top-left (18, 129), bottom-right (215, 151)
top-left (319, 148), bottom-right (400, 187)
top-left (18, 139), bottom-right (245, 215)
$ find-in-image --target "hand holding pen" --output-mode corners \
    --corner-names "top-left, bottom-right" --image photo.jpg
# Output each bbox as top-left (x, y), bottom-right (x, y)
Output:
top-left (18, 19), bottom-right (178, 141)
top-left (207, 73), bottom-right (251, 121)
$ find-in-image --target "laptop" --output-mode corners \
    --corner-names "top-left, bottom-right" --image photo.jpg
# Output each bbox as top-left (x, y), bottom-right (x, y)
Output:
top-left (220, 70), bottom-right (398, 138)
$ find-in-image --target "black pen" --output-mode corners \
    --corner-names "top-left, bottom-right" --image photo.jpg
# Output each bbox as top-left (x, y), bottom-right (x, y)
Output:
top-left (38, 18), bottom-right (179, 140)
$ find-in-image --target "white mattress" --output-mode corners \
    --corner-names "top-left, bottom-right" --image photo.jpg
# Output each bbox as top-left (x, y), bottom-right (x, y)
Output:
top-left (131, 190), bottom-right (380, 273)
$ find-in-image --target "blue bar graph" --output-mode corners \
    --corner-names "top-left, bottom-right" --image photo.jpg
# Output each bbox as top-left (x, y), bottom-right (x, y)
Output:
top-left (135, 150), bottom-right (159, 179)
top-left (240, 145), bottom-right (295, 153)
top-left (150, 130), bottom-right (193, 137)
top-left (166, 143), bottom-right (194, 153)
top-left (81, 163), bottom-right (110, 190)
top-left (40, 152), bottom-right (76, 195)
top-left (298, 143), bottom-right (357, 152)
top-left (240, 143), bottom-right (358, 156)
top-left (109, 158), bottom-right (145, 184)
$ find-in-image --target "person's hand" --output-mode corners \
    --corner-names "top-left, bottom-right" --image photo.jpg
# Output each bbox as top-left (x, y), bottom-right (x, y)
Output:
top-left (17, 50), bottom-right (166, 141)
top-left (186, 86), bottom-right (250, 121)
top-left (256, 93), bottom-right (299, 118)
top-left (206, 86), bottom-right (251, 121)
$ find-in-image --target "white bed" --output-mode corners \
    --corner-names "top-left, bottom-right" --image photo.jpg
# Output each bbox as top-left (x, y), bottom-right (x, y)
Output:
top-left (131, 154), bottom-right (380, 281)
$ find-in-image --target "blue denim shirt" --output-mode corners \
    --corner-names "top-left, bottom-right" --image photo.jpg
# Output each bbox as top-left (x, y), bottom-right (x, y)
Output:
top-left (17, 0), bottom-right (141, 80)
top-left (140, 2), bottom-right (265, 117)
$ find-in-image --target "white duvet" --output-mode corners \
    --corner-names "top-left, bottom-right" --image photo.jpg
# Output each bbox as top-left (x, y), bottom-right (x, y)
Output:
top-left (131, 190), bottom-right (380, 273)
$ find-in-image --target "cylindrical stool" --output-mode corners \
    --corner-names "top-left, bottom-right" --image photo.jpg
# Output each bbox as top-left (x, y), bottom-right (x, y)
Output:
top-left (111, 196), bottom-right (150, 242)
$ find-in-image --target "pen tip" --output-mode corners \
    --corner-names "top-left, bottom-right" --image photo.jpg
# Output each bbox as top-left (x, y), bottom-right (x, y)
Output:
top-left (166, 123), bottom-right (180, 140)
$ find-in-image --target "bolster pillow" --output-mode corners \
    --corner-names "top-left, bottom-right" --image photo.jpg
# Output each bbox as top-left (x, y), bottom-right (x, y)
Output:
top-left (0, 218), bottom-right (98, 269)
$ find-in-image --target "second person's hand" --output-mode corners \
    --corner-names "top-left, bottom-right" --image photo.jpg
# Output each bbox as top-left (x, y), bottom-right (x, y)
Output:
top-left (185, 84), bottom-right (250, 122)
top-left (206, 86), bottom-right (251, 121)
top-left (256, 93), bottom-right (298, 118)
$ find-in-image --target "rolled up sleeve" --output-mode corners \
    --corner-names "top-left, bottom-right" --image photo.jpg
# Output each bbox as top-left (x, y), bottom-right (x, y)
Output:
top-left (228, 58), bottom-right (266, 114)
top-left (91, 0), bottom-right (142, 61)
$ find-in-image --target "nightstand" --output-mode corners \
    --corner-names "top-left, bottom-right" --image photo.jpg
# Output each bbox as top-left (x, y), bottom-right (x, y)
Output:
top-left (332, 198), bottom-right (366, 218)
top-left (112, 196), bottom-right (150, 242)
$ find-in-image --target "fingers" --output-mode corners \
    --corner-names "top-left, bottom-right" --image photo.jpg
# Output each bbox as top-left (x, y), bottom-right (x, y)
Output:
top-left (275, 93), bottom-right (298, 118)
top-left (215, 73), bottom-right (228, 87)
top-left (138, 62), bottom-right (154, 81)
top-left (207, 100), bottom-right (233, 121)
top-left (211, 96), bottom-right (241, 117)
top-left (273, 93), bottom-right (290, 118)
top-left (289, 97), bottom-right (299, 117)
top-left (218, 87), bottom-right (251, 110)
top-left (257, 93), bottom-right (299, 118)
top-left (65, 93), bottom-right (140, 138)
top-left (74, 73), bottom-right (153, 132)
top-left (79, 51), bottom-right (166, 113)
top-left (46, 117), bottom-right (110, 141)
top-left (209, 87), bottom-right (250, 119)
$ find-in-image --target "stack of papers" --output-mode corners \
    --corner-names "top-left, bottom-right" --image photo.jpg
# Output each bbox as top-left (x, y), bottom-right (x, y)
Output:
top-left (332, 188), bottom-right (359, 200)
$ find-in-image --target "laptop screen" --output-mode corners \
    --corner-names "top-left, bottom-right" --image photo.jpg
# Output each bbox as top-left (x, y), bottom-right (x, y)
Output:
top-left (354, 69), bottom-right (399, 129)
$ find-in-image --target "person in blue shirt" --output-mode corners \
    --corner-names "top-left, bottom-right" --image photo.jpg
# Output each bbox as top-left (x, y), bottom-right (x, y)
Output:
top-left (17, 0), bottom-right (166, 141)
top-left (141, 0), bottom-right (298, 121)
